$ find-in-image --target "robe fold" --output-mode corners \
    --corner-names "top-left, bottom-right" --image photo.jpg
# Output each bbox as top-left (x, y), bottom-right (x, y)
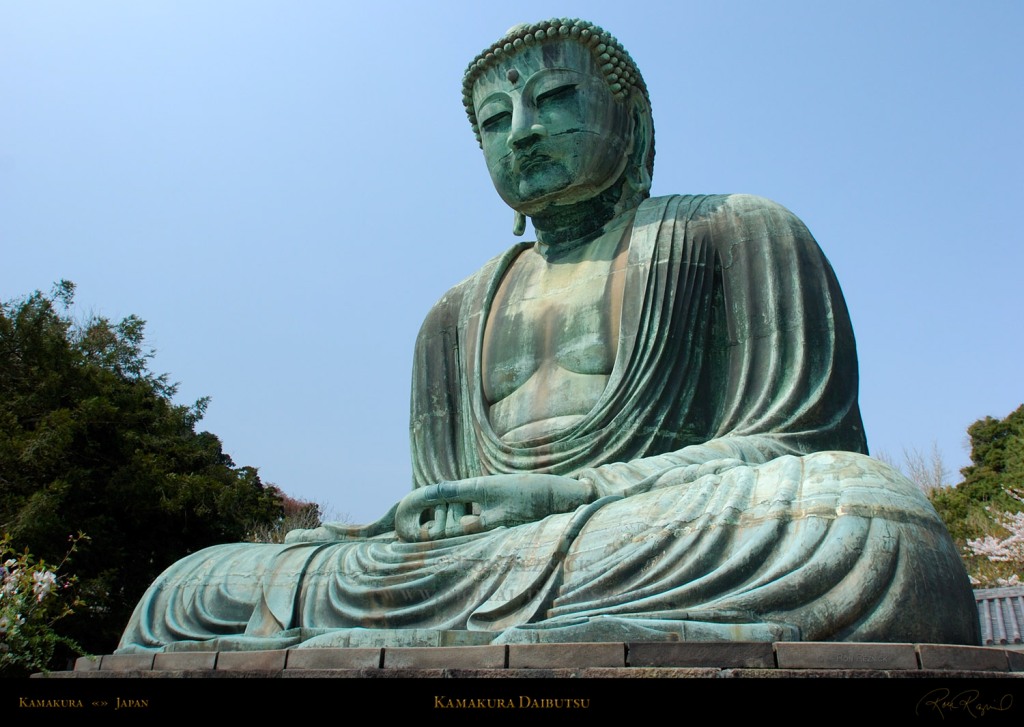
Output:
top-left (117, 195), bottom-right (979, 652)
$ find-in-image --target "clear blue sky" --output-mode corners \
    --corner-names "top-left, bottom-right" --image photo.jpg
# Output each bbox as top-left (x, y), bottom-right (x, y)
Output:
top-left (2, 2), bottom-right (1021, 523)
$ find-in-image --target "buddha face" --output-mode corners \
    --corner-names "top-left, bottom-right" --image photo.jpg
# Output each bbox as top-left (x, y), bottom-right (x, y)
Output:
top-left (472, 40), bottom-right (634, 216)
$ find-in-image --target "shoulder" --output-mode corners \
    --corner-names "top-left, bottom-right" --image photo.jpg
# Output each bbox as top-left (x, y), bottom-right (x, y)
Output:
top-left (643, 194), bottom-right (827, 275)
top-left (714, 194), bottom-right (809, 233)
top-left (416, 243), bottom-right (529, 342)
top-left (669, 193), bottom-right (816, 249)
top-left (416, 274), bottom-right (473, 345)
top-left (640, 193), bottom-right (809, 235)
top-left (658, 193), bottom-right (807, 228)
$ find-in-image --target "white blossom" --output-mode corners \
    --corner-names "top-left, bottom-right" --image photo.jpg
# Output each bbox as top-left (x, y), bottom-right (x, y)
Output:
top-left (964, 488), bottom-right (1024, 587)
top-left (965, 491), bottom-right (1024, 564)
top-left (32, 570), bottom-right (57, 602)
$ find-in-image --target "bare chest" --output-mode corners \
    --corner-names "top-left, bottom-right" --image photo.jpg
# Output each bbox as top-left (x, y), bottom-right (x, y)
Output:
top-left (481, 231), bottom-right (629, 440)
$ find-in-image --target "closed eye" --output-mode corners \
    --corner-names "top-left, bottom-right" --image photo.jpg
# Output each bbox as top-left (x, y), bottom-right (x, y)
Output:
top-left (536, 84), bottom-right (577, 105)
top-left (481, 111), bottom-right (511, 132)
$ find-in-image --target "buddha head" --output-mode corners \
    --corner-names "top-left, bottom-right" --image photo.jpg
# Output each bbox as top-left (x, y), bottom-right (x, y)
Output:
top-left (463, 19), bottom-right (655, 235)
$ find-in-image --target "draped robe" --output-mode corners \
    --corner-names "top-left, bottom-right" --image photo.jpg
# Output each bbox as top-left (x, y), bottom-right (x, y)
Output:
top-left (117, 194), bottom-right (979, 652)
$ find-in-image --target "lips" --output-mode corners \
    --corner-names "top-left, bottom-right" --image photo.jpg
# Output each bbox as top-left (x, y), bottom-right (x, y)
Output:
top-left (513, 151), bottom-right (552, 175)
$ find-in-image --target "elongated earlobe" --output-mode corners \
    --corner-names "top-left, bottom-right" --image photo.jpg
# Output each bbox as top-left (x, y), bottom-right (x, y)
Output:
top-left (513, 210), bottom-right (526, 236)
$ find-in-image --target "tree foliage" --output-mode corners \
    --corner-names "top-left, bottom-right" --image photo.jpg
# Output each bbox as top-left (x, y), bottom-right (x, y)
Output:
top-left (0, 282), bottom-right (288, 660)
top-left (930, 404), bottom-right (1024, 585)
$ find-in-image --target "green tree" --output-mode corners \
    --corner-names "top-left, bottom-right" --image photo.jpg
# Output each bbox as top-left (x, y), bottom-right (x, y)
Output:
top-left (0, 282), bottom-right (287, 663)
top-left (930, 404), bottom-right (1024, 585)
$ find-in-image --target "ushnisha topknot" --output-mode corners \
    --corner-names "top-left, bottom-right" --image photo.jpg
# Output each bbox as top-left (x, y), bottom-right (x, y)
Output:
top-left (462, 18), bottom-right (650, 147)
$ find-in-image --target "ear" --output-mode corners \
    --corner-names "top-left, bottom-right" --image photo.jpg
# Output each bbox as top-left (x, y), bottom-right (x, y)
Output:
top-left (627, 92), bottom-right (654, 195)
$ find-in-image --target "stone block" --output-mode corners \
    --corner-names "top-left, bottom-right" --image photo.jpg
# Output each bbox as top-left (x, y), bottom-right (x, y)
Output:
top-left (153, 651), bottom-right (217, 670)
top-left (383, 645), bottom-right (506, 669)
top-left (727, 668), bottom-right (893, 678)
top-left (501, 668), bottom-right (587, 679)
top-left (917, 644), bottom-right (1009, 671)
top-left (286, 648), bottom-right (382, 669)
top-left (1006, 649), bottom-right (1024, 672)
top-left (215, 649), bottom-right (287, 671)
top-left (73, 655), bottom-right (101, 671)
top-left (99, 653), bottom-right (155, 671)
top-left (592, 666), bottom-right (722, 678)
top-left (281, 668), bottom-right (380, 678)
top-left (628, 641), bottom-right (775, 668)
top-left (299, 628), bottom-right (495, 649)
top-left (507, 642), bottom-right (625, 669)
top-left (774, 642), bottom-right (917, 670)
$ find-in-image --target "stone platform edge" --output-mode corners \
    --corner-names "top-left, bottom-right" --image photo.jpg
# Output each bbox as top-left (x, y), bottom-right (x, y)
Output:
top-left (53, 641), bottom-right (1024, 677)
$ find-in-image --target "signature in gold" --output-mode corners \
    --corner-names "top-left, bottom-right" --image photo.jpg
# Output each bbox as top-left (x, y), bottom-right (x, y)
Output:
top-left (916, 688), bottom-right (1013, 719)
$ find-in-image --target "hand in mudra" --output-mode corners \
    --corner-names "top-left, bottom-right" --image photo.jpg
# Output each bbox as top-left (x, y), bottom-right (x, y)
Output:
top-left (395, 474), bottom-right (595, 542)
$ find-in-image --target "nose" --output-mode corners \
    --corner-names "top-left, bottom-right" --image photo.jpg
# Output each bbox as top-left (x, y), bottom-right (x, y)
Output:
top-left (507, 103), bottom-right (548, 151)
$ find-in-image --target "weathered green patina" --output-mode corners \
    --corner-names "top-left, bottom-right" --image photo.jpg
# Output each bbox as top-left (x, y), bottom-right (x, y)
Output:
top-left (118, 19), bottom-right (979, 652)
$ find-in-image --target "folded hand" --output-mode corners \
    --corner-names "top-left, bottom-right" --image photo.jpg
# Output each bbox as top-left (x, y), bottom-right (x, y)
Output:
top-left (395, 473), bottom-right (595, 542)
